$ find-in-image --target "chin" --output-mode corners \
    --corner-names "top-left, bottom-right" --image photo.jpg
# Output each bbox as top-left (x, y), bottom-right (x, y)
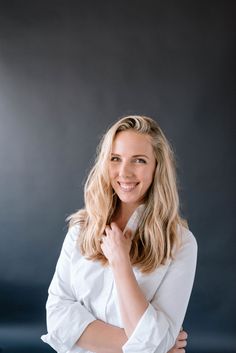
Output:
top-left (116, 194), bottom-right (140, 205)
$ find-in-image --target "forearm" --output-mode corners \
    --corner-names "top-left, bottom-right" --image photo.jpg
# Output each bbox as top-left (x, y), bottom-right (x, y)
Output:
top-left (76, 319), bottom-right (127, 353)
top-left (111, 259), bottom-right (149, 337)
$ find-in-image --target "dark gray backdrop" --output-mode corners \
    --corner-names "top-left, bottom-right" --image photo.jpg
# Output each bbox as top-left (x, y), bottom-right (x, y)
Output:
top-left (0, 1), bottom-right (235, 352)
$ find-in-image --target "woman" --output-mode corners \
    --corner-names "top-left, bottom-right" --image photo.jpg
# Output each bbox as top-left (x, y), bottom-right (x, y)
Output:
top-left (41, 115), bottom-right (197, 353)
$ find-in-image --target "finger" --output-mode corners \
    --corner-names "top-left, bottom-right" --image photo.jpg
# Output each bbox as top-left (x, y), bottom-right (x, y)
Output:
top-left (110, 222), bottom-right (118, 229)
top-left (110, 223), bottom-right (125, 240)
top-left (110, 222), bottom-right (122, 234)
top-left (99, 235), bottom-right (106, 244)
top-left (124, 228), bottom-right (133, 239)
top-left (179, 330), bottom-right (188, 340)
top-left (178, 349), bottom-right (185, 353)
top-left (104, 225), bottom-right (112, 235)
top-left (176, 340), bottom-right (187, 348)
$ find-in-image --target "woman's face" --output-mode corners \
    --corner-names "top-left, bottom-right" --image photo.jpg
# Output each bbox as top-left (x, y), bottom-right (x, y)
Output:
top-left (108, 130), bottom-right (156, 210)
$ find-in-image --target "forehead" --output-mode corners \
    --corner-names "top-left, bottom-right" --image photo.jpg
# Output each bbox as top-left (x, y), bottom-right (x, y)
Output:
top-left (112, 130), bottom-right (154, 155)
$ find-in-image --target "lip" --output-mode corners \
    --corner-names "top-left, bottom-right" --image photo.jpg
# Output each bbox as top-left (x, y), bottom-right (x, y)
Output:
top-left (117, 181), bottom-right (139, 192)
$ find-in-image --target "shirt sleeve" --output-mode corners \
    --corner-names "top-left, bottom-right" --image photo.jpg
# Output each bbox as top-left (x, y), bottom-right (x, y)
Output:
top-left (122, 229), bottom-right (198, 353)
top-left (41, 225), bottom-right (97, 353)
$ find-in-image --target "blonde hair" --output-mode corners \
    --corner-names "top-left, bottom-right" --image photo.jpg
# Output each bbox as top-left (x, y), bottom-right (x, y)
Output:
top-left (67, 115), bottom-right (188, 273)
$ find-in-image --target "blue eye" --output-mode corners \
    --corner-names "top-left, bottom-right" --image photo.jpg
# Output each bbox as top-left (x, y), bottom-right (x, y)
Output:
top-left (135, 158), bottom-right (146, 164)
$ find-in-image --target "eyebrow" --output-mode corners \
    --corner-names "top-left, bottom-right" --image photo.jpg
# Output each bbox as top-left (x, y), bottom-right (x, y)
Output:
top-left (111, 153), bottom-right (150, 159)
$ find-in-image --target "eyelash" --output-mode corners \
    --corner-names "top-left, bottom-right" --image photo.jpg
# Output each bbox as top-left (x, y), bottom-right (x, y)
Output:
top-left (110, 157), bottom-right (146, 164)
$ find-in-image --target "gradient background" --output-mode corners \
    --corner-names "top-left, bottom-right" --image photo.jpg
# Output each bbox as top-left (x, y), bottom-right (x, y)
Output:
top-left (0, 1), bottom-right (235, 352)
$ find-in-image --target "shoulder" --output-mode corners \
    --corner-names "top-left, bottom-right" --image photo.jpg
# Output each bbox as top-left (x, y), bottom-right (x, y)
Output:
top-left (172, 224), bottom-right (198, 265)
top-left (61, 223), bottom-right (81, 255)
top-left (66, 223), bottom-right (81, 241)
top-left (178, 224), bottom-right (197, 250)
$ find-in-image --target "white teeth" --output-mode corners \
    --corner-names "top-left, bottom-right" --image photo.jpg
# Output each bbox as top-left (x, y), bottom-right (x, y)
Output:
top-left (118, 183), bottom-right (138, 191)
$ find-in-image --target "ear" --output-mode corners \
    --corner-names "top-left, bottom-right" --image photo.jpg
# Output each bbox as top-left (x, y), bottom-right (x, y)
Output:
top-left (124, 228), bottom-right (133, 239)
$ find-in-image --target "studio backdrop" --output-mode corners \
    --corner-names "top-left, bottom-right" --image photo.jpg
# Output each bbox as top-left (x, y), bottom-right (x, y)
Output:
top-left (0, 1), bottom-right (235, 352)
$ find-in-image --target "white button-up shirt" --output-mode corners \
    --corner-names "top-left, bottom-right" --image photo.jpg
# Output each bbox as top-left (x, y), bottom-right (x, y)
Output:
top-left (41, 205), bottom-right (197, 353)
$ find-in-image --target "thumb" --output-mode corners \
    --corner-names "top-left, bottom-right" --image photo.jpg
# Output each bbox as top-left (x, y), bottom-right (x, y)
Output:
top-left (124, 228), bottom-right (133, 239)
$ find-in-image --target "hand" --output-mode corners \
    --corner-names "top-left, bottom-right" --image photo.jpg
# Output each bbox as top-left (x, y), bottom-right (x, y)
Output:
top-left (167, 329), bottom-right (188, 353)
top-left (100, 222), bottom-right (132, 266)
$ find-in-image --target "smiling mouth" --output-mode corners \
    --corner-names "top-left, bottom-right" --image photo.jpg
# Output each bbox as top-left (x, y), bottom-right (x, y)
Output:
top-left (117, 182), bottom-right (139, 192)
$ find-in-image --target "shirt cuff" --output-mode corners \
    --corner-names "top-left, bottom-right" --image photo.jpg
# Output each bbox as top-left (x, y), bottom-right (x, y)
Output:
top-left (41, 302), bottom-right (96, 353)
top-left (122, 303), bottom-right (169, 353)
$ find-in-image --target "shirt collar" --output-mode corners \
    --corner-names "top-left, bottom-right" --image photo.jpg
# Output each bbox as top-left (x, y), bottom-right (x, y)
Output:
top-left (123, 204), bottom-right (145, 238)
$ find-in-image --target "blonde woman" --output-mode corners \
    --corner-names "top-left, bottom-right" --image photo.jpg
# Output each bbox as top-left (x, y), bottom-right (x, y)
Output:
top-left (41, 116), bottom-right (197, 353)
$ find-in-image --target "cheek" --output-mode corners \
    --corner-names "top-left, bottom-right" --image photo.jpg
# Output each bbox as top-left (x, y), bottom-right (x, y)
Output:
top-left (141, 168), bottom-right (155, 187)
top-left (144, 177), bottom-right (153, 189)
top-left (108, 166), bottom-right (117, 179)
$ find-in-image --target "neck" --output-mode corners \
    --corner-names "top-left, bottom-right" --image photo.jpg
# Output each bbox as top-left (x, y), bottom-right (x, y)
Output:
top-left (112, 202), bottom-right (140, 231)
top-left (119, 202), bottom-right (138, 219)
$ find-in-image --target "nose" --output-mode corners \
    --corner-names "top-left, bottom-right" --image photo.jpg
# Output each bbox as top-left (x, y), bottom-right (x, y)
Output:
top-left (119, 161), bottom-right (133, 178)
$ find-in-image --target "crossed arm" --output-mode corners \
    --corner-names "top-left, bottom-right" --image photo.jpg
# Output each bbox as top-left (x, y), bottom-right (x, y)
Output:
top-left (42, 224), bottom-right (196, 353)
top-left (77, 320), bottom-right (188, 353)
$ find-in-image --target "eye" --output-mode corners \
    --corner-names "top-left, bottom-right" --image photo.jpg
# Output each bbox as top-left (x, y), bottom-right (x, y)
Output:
top-left (134, 158), bottom-right (146, 164)
top-left (110, 156), bottom-right (120, 162)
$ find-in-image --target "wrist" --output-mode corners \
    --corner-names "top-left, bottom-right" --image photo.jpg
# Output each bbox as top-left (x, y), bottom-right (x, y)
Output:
top-left (110, 256), bottom-right (132, 272)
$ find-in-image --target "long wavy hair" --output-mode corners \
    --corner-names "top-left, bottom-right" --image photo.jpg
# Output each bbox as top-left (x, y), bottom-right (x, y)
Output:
top-left (67, 115), bottom-right (188, 273)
